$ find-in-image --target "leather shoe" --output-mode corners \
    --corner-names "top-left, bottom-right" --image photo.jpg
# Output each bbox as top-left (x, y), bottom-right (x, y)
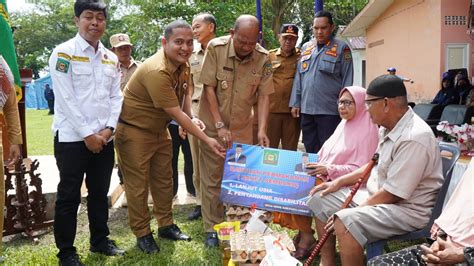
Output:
top-left (188, 205), bottom-right (202, 220)
top-left (158, 224), bottom-right (191, 241)
top-left (205, 232), bottom-right (219, 247)
top-left (136, 233), bottom-right (160, 254)
top-left (90, 238), bottom-right (125, 256)
top-left (59, 253), bottom-right (84, 266)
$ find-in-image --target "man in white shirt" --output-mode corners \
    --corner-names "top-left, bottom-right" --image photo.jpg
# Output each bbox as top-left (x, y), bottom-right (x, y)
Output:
top-left (48, 0), bottom-right (123, 265)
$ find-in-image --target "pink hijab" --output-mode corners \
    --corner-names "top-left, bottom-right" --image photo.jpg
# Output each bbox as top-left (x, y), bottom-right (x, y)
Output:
top-left (318, 86), bottom-right (379, 181)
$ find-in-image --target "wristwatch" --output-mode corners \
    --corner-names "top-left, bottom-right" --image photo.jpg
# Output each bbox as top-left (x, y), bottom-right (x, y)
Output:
top-left (215, 121), bottom-right (225, 129)
top-left (105, 126), bottom-right (115, 132)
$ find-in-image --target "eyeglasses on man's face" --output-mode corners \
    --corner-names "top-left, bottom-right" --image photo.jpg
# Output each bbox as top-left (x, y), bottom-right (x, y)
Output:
top-left (364, 97), bottom-right (385, 109)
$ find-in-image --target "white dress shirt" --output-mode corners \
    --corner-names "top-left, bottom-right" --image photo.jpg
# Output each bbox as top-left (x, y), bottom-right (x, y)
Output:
top-left (49, 34), bottom-right (123, 142)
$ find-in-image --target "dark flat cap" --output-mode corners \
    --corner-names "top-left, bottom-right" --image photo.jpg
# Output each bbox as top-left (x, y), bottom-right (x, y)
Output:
top-left (74, 0), bottom-right (107, 18)
top-left (367, 74), bottom-right (407, 98)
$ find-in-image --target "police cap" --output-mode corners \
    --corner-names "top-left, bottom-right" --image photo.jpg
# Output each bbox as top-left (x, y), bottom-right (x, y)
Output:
top-left (280, 24), bottom-right (298, 37)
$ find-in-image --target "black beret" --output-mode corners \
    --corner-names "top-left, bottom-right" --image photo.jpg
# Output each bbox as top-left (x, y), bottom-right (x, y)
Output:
top-left (74, 0), bottom-right (107, 18)
top-left (367, 74), bottom-right (407, 98)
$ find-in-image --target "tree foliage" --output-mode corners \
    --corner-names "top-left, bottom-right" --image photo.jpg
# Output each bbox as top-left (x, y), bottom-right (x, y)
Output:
top-left (11, 1), bottom-right (76, 78)
top-left (11, 0), bottom-right (367, 77)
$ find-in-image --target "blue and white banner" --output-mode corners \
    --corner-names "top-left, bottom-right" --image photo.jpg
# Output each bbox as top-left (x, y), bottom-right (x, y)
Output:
top-left (220, 143), bottom-right (319, 216)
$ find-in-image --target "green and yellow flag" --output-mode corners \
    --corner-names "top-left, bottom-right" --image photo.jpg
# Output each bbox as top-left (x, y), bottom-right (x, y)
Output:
top-left (0, 0), bottom-right (22, 102)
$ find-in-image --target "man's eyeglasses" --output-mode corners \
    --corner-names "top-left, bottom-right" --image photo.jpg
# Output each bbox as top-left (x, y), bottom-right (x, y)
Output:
top-left (337, 100), bottom-right (354, 107)
top-left (364, 97), bottom-right (385, 108)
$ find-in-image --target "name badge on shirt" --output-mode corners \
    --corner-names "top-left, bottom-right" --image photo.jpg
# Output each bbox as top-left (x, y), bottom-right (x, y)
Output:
top-left (71, 55), bottom-right (90, 62)
top-left (102, 59), bottom-right (116, 66)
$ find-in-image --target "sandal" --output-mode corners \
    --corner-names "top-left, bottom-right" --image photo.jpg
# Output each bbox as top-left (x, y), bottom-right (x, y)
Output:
top-left (292, 239), bottom-right (318, 260)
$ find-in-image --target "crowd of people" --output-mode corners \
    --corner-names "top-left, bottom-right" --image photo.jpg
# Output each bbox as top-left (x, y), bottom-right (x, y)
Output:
top-left (0, 0), bottom-right (472, 265)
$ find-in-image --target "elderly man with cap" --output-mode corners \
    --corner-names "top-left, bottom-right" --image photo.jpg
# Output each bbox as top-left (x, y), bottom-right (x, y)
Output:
top-left (110, 33), bottom-right (140, 91)
top-left (198, 14), bottom-right (274, 247)
top-left (267, 24), bottom-right (301, 150)
top-left (48, 0), bottom-right (124, 265)
top-left (306, 75), bottom-right (443, 265)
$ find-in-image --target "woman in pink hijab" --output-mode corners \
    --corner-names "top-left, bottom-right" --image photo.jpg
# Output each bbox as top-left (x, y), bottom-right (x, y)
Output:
top-left (273, 86), bottom-right (379, 259)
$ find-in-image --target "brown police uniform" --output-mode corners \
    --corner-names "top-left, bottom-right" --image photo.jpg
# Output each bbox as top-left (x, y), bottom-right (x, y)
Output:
top-left (119, 58), bottom-right (140, 91)
top-left (188, 44), bottom-right (205, 206)
top-left (198, 35), bottom-right (274, 232)
top-left (267, 47), bottom-right (301, 150)
top-left (115, 49), bottom-right (189, 238)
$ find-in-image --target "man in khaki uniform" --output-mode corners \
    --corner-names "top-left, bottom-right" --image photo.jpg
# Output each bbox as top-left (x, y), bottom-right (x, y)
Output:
top-left (267, 24), bottom-right (301, 150)
top-left (187, 13), bottom-right (217, 220)
top-left (115, 20), bottom-right (225, 254)
top-left (0, 57), bottom-right (22, 263)
top-left (198, 15), bottom-right (274, 247)
top-left (110, 33), bottom-right (140, 91)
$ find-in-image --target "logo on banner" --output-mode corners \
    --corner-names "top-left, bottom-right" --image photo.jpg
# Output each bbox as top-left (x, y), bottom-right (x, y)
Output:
top-left (263, 150), bottom-right (279, 165)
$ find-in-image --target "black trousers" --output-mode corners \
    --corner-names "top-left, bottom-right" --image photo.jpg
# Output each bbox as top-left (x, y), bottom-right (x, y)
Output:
top-left (301, 114), bottom-right (341, 153)
top-left (47, 99), bottom-right (54, 114)
top-left (54, 135), bottom-right (114, 258)
top-left (168, 124), bottom-right (195, 197)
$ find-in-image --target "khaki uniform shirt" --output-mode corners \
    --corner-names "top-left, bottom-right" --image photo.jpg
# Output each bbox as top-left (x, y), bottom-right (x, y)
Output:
top-left (198, 35), bottom-right (274, 143)
top-left (0, 55), bottom-right (22, 146)
top-left (119, 49), bottom-right (190, 134)
top-left (268, 48), bottom-right (300, 113)
top-left (119, 58), bottom-right (140, 91)
top-left (367, 108), bottom-right (443, 224)
top-left (189, 45), bottom-right (205, 115)
top-left (0, 89), bottom-right (23, 146)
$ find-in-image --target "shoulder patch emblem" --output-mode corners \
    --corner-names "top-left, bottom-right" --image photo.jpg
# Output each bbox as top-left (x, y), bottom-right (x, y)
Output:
top-left (264, 62), bottom-right (272, 76)
top-left (56, 58), bottom-right (70, 73)
top-left (302, 61), bottom-right (309, 70)
top-left (343, 47), bottom-right (352, 61)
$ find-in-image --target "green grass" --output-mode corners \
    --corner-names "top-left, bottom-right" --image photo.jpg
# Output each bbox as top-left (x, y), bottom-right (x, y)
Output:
top-left (2, 205), bottom-right (223, 265)
top-left (25, 109), bottom-right (54, 156)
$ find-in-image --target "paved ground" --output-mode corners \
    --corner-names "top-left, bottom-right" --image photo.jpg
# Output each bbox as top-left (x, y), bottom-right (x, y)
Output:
top-left (26, 155), bottom-right (197, 209)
